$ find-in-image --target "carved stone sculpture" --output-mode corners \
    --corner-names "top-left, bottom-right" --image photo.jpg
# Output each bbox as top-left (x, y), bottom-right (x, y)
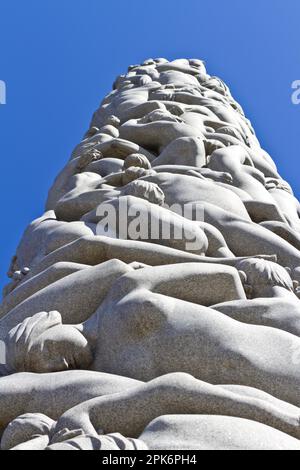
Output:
top-left (1, 58), bottom-right (300, 450)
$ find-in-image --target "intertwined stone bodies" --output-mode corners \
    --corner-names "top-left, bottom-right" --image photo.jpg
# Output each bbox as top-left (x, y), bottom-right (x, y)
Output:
top-left (1, 58), bottom-right (300, 450)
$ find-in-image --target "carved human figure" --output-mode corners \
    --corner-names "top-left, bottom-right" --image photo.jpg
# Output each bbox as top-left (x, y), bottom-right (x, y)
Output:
top-left (5, 262), bottom-right (300, 408)
top-left (211, 258), bottom-right (300, 336)
top-left (52, 372), bottom-right (300, 441)
top-left (56, 171), bottom-right (300, 277)
top-left (0, 370), bottom-right (141, 434)
top-left (4, 372), bottom-right (300, 450)
top-left (208, 145), bottom-right (287, 222)
top-left (1, 252), bottom-right (270, 340)
top-left (2, 57), bottom-right (300, 451)
top-left (1, 413), bottom-right (147, 450)
top-left (265, 178), bottom-right (300, 232)
top-left (55, 166), bottom-right (246, 221)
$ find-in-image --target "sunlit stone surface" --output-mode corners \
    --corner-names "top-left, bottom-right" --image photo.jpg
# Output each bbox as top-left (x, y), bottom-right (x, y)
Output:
top-left (1, 58), bottom-right (300, 450)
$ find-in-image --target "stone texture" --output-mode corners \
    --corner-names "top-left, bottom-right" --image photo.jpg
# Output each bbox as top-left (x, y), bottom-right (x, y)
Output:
top-left (1, 57), bottom-right (300, 450)
top-left (140, 415), bottom-right (300, 450)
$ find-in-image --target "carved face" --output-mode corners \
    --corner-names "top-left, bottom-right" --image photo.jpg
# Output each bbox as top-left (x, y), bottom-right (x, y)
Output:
top-left (31, 325), bottom-right (93, 373)
top-left (122, 180), bottom-right (165, 206)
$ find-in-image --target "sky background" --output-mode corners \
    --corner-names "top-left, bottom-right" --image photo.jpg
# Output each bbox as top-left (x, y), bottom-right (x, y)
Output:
top-left (0, 0), bottom-right (299, 292)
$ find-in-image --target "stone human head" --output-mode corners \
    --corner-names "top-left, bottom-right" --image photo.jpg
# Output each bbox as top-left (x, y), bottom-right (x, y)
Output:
top-left (202, 76), bottom-right (229, 96)
top-left (76, 148), bottom-right (103, 172)
top-left (123, 153), bottom-right (152, 170)
top-left (121, 180), bottom-right (165, 206)
top-left (217, 126), bottom-right (246, 143)
top-left (105, 115), bottom-right (120, 128)
top-left (5, 311), bottom-right (93, 373)
top-left (236, 258), bottom-right (294, 298)
top-left (142, 58), bottom-right (156, 66)
top-left (265, 177), bottom-right (294, 195)
top-left (1, 413), bottom-right (55, 450)
top-left (122, 166), bottom-right (156, 185)
top-left (139, 109), bottom-right (181, 124)
top-left (113, 74), bottom-right (126, 89)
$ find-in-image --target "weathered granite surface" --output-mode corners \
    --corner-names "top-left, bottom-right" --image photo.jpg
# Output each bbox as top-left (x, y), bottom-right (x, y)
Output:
top-left (1, 58), bottom-right (300, 450)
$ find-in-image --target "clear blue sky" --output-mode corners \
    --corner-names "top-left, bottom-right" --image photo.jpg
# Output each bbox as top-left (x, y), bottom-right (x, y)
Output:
top-left (0, 0), bottom-right (299, 292)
